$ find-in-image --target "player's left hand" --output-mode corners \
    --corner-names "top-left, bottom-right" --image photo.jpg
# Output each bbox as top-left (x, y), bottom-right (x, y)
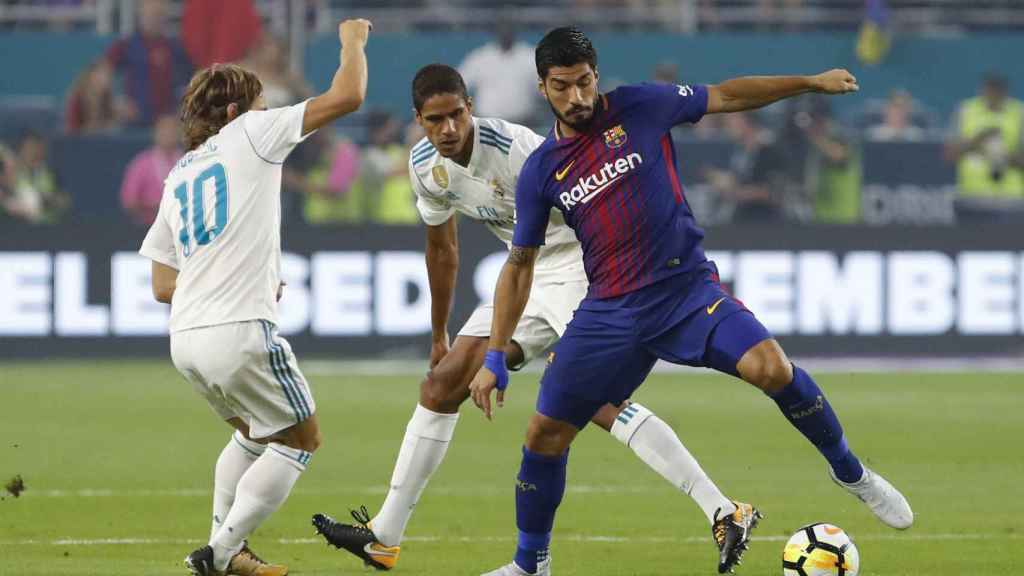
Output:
top-left (811, 69), bottom-right (859, 95)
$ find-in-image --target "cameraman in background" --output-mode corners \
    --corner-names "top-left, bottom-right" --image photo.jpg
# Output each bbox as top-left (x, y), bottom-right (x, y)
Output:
top-left (0, 132), bottom-right (69, 225)
top-left (945, 73), bottom-right (1024, 222)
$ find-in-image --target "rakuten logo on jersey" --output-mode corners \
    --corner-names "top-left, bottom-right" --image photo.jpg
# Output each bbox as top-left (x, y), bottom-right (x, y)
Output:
top-left (559, 152), bottom-right (643, 209)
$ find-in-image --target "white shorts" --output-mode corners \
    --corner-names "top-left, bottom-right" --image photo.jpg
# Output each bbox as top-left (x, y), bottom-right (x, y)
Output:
top-left (459, 274), bottom-right (588, 369)
top-left (170, 320), bottom-right (316, 439)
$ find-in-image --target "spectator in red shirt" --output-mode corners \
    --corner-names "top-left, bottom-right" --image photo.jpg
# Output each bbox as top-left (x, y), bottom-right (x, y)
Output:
top-left (181, 0), bottom-right (264, 68)
top-left (120, 115), bottom-right (181, 225)
top-left (106, 0), bottom-right (193, 127)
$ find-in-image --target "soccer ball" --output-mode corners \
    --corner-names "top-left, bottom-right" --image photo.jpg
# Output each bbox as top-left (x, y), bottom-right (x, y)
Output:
top-left (782, 523), bottom-right (860, 576)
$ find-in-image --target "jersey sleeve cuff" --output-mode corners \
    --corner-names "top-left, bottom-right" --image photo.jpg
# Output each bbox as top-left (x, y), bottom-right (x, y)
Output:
top-left (139, 248), bottom-right (178, 270)
top-left (510, 237), bottom-right (546, 248)
top-left (417, 209), bottom-right (455, 227)
top-left (294, 98), bottom-right (317, 143)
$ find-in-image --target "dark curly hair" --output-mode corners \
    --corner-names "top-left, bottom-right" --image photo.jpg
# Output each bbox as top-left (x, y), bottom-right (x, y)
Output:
top-left (535, 26), bottom-right (597, 79)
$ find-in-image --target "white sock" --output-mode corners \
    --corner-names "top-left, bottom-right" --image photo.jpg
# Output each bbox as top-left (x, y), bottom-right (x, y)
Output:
top-left (211, 431), bottom-right (266, 539)
top-left (209, 443), bottom-right (309, 570)
top-left (371, 404), bottom-right (459, 547)
top-left (611, 403), bottom-right (736, 524)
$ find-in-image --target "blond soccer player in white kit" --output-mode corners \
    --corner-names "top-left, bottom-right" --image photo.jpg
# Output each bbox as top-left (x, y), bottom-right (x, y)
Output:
top-left (312, 64), bottom-right (743, 572)
top-left (139, 19), bottom-right (372, 576)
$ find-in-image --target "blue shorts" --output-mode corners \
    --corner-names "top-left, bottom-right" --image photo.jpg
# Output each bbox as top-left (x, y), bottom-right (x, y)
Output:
top-left (537, 262), bottom-right (772, 429)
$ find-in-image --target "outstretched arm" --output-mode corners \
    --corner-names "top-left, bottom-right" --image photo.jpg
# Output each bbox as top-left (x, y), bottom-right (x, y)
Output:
top-left (468, 245), bottom-right (539, 419)
top-left (302, 19), bottom-right (371, 135)
top-left (706, 69), bottom-right (859, 115)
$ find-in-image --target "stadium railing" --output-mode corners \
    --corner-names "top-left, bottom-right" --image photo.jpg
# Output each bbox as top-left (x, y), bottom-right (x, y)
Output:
top-left (309, 0), bottom-right (1024, 33)
top-left (0, 0), bottom-right (112, 32)
top-left (4, 1), bottom-right (1024, 35)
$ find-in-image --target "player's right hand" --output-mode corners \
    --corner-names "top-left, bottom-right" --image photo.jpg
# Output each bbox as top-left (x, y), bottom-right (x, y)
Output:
top-left (339, 19), bottom-right (372, 47)
top-left (429, 333), bottom-right (450, 368)
top-left (811, 69), bottom-right (859, 95)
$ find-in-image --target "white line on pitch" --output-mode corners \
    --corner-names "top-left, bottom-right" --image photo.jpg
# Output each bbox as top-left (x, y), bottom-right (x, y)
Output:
top-left (25, 485), bottom-right (664, 498)
top-left (2, 533), bottom-right (1019, 547)
top-left (301, 357), bottom-right (1024, 376)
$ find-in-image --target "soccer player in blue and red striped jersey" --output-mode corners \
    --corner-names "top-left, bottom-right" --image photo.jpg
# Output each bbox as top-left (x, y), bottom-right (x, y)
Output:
top-left (469, 27), bottom-right (914, 576)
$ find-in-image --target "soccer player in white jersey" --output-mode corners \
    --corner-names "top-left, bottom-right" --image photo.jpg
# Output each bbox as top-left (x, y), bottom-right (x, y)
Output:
top-left (138, 19), bottom-right (372, 576)
top-left (312, 64), bottom-right (753, 572)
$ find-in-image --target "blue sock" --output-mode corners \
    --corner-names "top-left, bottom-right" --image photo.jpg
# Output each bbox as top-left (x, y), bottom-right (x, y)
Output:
top-left (769, 366), bottom-right (864, 483)
top-left (513, 447), bottom-right (567, 574)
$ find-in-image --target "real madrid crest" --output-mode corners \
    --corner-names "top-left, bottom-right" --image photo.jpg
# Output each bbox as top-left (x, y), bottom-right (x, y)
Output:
top-left (603, 124), bottom-right (628, 149)
top-left (432, 165), bottom-right (450, 189)
top-left (490, 178), bottom-right (506, 198)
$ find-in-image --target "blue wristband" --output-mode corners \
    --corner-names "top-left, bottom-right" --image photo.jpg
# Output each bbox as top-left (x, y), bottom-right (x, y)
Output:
top-left (484, 349), bottom-right (509, 391)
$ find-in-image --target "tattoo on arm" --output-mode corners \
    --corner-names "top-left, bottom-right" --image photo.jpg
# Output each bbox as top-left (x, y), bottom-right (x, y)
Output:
top-left (507, 245), bottom-right (534, 266)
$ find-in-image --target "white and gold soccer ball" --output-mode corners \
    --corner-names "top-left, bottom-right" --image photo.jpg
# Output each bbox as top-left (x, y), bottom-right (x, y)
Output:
top-left (782, 523), bottom-right (859, 576)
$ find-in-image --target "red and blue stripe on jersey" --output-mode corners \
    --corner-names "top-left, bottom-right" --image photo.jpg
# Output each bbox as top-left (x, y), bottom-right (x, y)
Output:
top-left (513, 83), bottom-right (710, 299)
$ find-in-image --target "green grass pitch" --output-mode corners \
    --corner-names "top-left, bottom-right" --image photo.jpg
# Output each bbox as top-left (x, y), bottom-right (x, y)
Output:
top-left (1, 361), bottom-right (1021, 575)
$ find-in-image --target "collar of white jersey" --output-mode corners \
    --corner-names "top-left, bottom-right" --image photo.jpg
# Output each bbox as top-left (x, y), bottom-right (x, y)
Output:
top-left (434, 117), bottom-right (486, 177)
top-left (456, 117), bottom-right (484, 174)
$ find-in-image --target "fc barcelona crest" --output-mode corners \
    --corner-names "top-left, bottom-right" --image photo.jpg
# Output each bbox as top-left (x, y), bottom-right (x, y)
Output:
top-left (432, 165), bottom-right (450, 189)
top-left (603, 125), bottom-right (628, 149)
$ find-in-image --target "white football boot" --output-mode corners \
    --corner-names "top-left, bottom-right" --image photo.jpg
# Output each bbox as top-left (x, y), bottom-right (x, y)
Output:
top-left (830, 465), bottom-right (914, 529)
top-left (480, 558), bottom-right (551, 576)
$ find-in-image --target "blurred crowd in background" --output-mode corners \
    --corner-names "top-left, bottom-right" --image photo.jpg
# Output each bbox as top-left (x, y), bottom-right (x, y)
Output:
top-left (1, 0), bottom-right (1023, 227)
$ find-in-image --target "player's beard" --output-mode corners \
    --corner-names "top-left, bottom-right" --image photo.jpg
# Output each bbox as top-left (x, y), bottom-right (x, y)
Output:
top-left (550, 97), bottom-right (598, 133)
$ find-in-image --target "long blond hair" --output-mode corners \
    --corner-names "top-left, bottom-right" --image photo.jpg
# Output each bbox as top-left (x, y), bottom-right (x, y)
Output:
top-left (180, 63), bottom-right (263, 150)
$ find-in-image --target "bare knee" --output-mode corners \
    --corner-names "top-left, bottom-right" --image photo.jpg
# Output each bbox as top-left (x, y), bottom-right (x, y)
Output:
top-left (524, 414), bottom-right (578, 456)
top-left (590, 403), bottom-right (626, 432)
top-left (738, 340), bottom-right (793, 394)
top-left (272, 434), bottom-right (320, 453)
top-left (762, 358), bottom-right (793, 393)
top-left (274, 416), bottom-right (322, 453)
top-left (419, 370), bottom-right (466, 413)
top-left (302, 429), bottom-right (323, 453)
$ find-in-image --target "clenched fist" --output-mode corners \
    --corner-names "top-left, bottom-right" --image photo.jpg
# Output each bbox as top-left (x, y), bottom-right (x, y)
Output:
top-left (339, 18), bottom-right (372, 47)
top-left (811, 69), bottom-right (859, 95)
